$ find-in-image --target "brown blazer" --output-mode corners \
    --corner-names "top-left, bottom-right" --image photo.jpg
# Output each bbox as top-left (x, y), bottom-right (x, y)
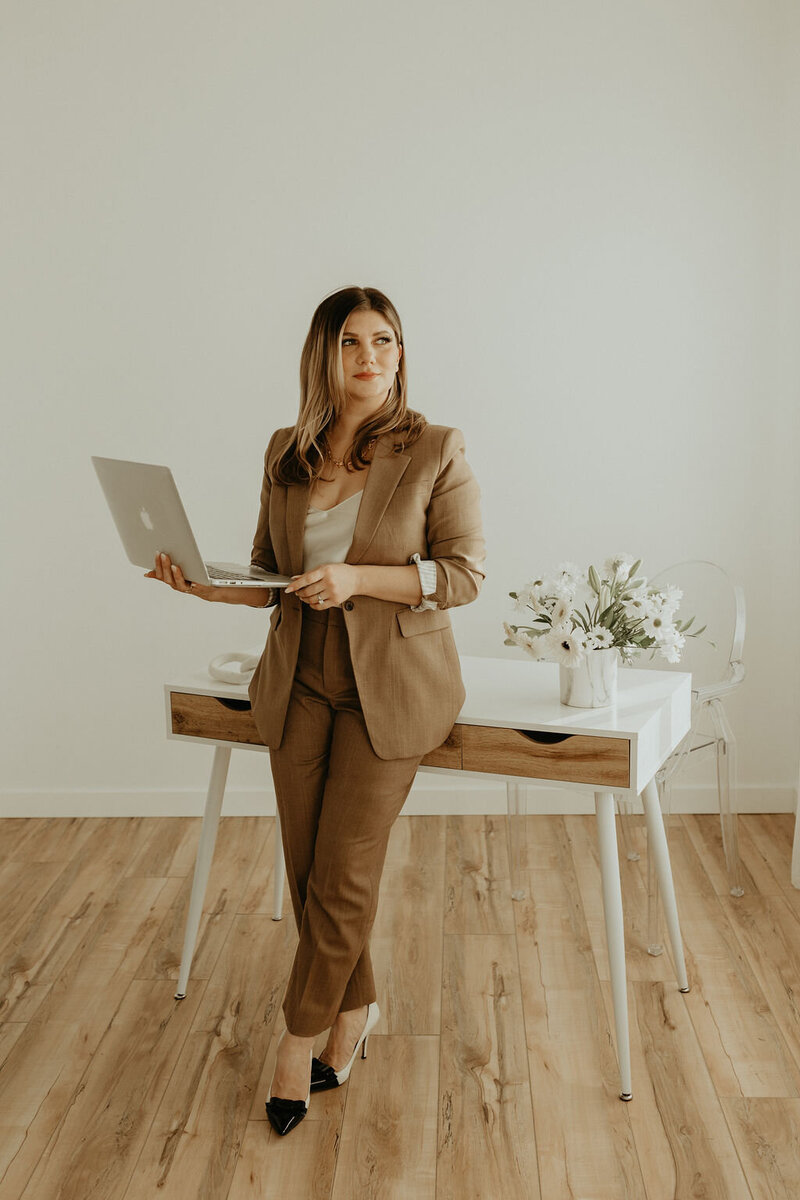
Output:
top-left (247, 422), bottom-right (486, 760)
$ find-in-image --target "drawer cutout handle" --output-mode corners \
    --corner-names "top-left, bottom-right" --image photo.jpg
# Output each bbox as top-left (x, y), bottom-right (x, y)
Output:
top-left (216, 698), bottom-right (252, 712)
top-left (517, 729), bottom-right (573, 745)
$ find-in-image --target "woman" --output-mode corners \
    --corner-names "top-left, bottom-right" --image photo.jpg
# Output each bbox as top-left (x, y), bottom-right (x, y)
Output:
top-left (147, 285), bottom-right (485, 1136)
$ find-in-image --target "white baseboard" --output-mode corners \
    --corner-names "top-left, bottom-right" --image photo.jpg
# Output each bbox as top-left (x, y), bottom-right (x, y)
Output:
top-left (1, 782), bottom-right (796, 819)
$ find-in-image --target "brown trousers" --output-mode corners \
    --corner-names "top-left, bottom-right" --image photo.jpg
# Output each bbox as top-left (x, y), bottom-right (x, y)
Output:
top-left (268, 601), bottom-right (423, 1037)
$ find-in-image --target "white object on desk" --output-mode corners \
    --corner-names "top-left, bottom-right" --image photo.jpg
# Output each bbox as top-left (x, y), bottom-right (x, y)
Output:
top-left (207, 652), bottom-right (260, 684)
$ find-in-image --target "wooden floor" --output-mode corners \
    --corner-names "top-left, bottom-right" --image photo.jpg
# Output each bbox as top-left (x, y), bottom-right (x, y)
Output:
top-left (0, 810), bottom-right (798, 1200)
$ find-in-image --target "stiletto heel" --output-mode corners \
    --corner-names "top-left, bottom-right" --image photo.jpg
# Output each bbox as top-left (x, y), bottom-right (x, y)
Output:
top-left (265, 1029), bottom-right (313, 1136)
top-left (310, 1001), bottom-right (379, 1092)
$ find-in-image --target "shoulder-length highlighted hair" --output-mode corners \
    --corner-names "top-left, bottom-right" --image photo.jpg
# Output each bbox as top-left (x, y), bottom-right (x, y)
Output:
top-left (270, 285), bottom-right (427, 485)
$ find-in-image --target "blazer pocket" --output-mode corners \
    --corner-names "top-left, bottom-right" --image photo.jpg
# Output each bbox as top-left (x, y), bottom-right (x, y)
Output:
top-left (396, 608), bottom-right (452, 637)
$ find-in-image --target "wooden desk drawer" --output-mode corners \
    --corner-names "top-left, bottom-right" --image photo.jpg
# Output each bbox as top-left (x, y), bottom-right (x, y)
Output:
top-left (461, 725), bottom-right (630, 788)
top-left (171, 693), bottom-right (264, 746)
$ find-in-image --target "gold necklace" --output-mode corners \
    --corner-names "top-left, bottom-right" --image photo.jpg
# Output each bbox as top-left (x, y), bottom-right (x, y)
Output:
top-left (324, 436), bottom-right (376, 470)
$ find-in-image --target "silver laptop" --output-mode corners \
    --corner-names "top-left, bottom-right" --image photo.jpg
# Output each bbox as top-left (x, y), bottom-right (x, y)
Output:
top-left (91, 455), bottom-right (292, 588)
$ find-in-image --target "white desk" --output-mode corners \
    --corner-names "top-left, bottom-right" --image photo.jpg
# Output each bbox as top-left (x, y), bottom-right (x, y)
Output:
top-left (165, 654), bottom-right (692, 1101)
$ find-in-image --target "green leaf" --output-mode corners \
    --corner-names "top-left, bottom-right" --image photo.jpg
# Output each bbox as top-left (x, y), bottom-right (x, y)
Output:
top-left (628, 559), bottom-right (642, 579)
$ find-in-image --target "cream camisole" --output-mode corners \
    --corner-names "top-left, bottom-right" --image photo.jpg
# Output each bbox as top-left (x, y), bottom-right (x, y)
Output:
top-left (254, 488), bottom-right (438, 611)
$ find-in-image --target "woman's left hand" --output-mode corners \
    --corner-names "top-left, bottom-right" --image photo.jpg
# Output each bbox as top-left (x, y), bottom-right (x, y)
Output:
top-left (285, 563), bottom-right (360, 608)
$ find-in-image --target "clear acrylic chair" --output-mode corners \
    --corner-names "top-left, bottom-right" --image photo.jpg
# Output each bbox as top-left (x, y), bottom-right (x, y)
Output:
top-left (616, 560), bottom-right (746, 954)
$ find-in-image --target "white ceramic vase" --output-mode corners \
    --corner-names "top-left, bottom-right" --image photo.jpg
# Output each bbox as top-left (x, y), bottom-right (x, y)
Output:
top-left (559, 648), bottom-right (619, 708)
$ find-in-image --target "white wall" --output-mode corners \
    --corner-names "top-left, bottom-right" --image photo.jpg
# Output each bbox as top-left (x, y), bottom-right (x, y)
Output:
top-left (2, 0), bottom-right (798, 815)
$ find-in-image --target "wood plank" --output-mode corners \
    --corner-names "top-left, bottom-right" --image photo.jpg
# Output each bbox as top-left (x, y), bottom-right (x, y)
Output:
top-left (676, 885), bottom-right (800, 1098)
top-left (123, 913), bottom-right (296, 1198)
top-left (0, 817), bottom-right (95, 864)
top-left (124, 815), bottom-right (222, 881)
top-left (228, 1114), bottom-right (340, 1199)
top-left (720, 891), bottom-right (800, 1081)
top-left (0, 819), bottom-right (47, 862)
top-left (682, 812), bottom-right (758, 898)
top-left (721, 1097), bottom-right (800, 1200)
top-left (0, 874), bottom-right (183, 1200)
top-left (0, 818), bottom-right (161, 1023)
top-left (0, 1020), bottom-right (26, 1071)
top-left (609, 981), bottom-right (754, 1199)
top-left (514, 818), bottom-right (646, 1198)
top-left (643, 815), bottom-right (717, 901)
top-left (0, 819), bottom-right (39, 860)
top-left (0, 860), bottom-right (65, 982)
top-left (332, 1035), bottom-right (439, 1199)
top-left (134, 815), bottom-right (271, 984)
top-left (683, 813), bottom-right (799, 921)
top-left (371, 816), bottom-right (446, 1035)
top-left (443, 815), bottom-right (515, 936)
top-left (237, 818), bottom-right (285, 916)
top-left (738, 814), bottom-right (800, 920)
top-left (733, 814), bottom-right (792, 898)
top-left (17, 978), bottom-right (206, 1200)
top-left (438, 933), bottom-right (540, 1200)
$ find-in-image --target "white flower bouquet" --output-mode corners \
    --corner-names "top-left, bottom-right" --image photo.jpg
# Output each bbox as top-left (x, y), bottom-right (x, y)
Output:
top-left (503, 554), bottom-right (707, 668)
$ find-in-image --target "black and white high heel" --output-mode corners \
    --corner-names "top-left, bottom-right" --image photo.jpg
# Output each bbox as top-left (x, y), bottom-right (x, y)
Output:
top-left (310, 1001), bottom-right (380, 1092)
top-left (265, 1029), bottom-right (312, 1136)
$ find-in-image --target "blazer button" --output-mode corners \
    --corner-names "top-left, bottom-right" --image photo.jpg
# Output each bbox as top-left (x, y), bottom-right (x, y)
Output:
top-left (343, 600), bottom-right (354, 611)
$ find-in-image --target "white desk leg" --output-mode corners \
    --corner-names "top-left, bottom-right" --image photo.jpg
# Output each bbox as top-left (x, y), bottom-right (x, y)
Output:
top-left (506, 782), bottom-right (527, 900)
top-left (641, 780), bottom-right (690, 992)
top-left (272, 806), bottom-right (286, 920)
top-left (595, 790), bottom-right (633, 1101)
top-left (174, 745), bottom-right (231, 999)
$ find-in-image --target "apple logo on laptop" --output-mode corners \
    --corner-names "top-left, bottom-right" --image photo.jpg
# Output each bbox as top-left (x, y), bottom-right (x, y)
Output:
top-left (139, 506), bottom-right (154, 531)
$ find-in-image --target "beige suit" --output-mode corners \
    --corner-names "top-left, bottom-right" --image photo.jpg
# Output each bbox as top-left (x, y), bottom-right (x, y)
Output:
top-left (248, 422), bottom-right (486, 759)
top-left (246, 421), bottom-right (485, 1036)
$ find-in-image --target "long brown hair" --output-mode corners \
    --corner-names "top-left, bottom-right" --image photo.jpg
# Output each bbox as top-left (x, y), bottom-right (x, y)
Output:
top-left (270, 285), bottom-right (427, 485)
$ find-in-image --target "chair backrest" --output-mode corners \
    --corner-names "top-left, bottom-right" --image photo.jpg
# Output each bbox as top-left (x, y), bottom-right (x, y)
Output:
top-left (637, 560), bottom-right (745, 691)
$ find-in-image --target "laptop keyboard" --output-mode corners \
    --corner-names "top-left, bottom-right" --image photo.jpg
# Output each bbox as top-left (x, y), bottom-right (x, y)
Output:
top-left (206, 565), bottom-right (261, 581)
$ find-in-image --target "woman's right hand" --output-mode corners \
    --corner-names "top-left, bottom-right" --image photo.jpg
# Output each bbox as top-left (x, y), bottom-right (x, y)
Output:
top-left (144, 551), bottom-right (224, 602)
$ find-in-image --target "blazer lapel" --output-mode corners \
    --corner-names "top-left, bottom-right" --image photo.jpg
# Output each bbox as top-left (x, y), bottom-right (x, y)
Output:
top-left (283, 432), bottom-right (411, 575)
